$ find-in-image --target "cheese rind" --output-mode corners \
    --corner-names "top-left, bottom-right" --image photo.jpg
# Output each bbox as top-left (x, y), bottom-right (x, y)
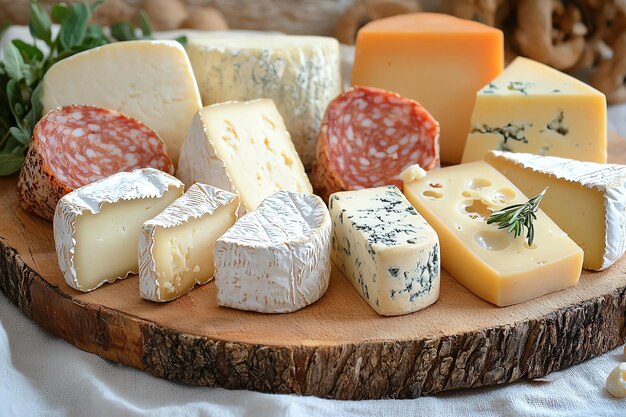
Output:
top-left (486, 151), bottom-right (626, 270)
top-left (42, 40), bottom-right (202, 165)
top-left (139, 183), bottom-right (239, 302)
top-left (351, 13), bottom-right (503, 164)
top-left (462, 57), bottom-right (607, 164)
top-left (329, 186), bottom-right (440, 316)
top-left (53, 168), bottom-right (184, 292)
top-left (214, 191), bottom-right (331, 313)
top-left (403, 161), bottom-right (583, 306)
top-left (186, 35), bottom-right (342, 167)
top-left (177, 99), bottom-right (312, 213)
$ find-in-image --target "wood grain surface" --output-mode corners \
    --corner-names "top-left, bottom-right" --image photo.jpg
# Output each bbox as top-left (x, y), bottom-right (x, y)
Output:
top-left (0, 134), bottom-right (625, 399)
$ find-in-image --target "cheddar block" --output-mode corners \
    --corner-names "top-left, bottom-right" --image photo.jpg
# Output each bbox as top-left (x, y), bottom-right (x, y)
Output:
top-left (351, 13), bottom-right (503, 164)
top-left (462, 57), bottom-right (607, 163)
top-left (403, 162), bottom-right (583, 306)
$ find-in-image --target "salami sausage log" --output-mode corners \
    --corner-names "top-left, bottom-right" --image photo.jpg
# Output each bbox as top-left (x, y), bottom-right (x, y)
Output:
top-left (311, 86), bottom-right (440, 202)
top-left (18, 105), bottom-right (174, 220)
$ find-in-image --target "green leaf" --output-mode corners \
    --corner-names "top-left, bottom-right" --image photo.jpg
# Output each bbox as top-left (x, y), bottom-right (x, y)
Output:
top-left (21, 62), bottom-right (43, 86)
top-left (86, 24), bottom-right (106, 39)
top-left (3, 42), bottom-right (25, 80)
top-left (8, 127), bottom-right (29, 146)
top-left (50, 3), bottom-right (70, 23)
top-left (26, 82), bottom-right (43, 129)
top-left (110, 22), bottom-right (137, 41)
top-left (138, 10), bottom-right (153, 38)
top-left (6, 79), bottom-right (24, 123)
top-left (0, 153), bottom-right (25, 176)
top-left (59, 3), bottom-right (90, 50)
top-left (29, 0), bottom-right (52, 45)
top-left (90, 0), bottom-right (105, 12)
top-left (174, 35), bottom-right (188, 46)
top-left (12, 40), bottom-right (44, 63)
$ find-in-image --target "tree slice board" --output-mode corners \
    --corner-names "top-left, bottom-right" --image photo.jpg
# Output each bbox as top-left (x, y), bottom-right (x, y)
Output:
top-left (1, 134), bottom-right (625, 401)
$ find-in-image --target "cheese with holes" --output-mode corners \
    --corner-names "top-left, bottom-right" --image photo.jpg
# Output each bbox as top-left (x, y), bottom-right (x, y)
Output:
top-left (214, 191), bottom-right (331, 313)
top-left (186, 35), bottom-right (342, 167)
top-left (42, 40), bottom-right (202, 165)
top-left (54, 168), bottom-right (184, 292)
top-left (486, 151), bottom-right (626, 271)
top-left (403, 162), bottom-right (583, 306)
top-left (351, 13), bottom-right (503, 164)
top-left (139, 183), bottom-right (239, 302)
top-left (462, 57), bottom-right (607, 163)
top-left (329, 186), bottom-right (440, 316)
top-left (177, 99), bottom-right (312, 213)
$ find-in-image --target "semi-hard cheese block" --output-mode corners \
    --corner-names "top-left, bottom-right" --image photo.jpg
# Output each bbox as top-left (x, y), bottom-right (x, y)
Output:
top-left (177, 99), bottom-right (312, 212)
top-left (139, 183), bottom-right (239, 302)
top-left (214, 191), bottom-right (331, 313)
top-left (403, 162), bottom-right (583, 306)
top-left (186, 35), bottom-right (342, 167)
top-left (486, 151), bottom-right (626, 271)
top-left (462, 57), bottom-right (607, 163)
top-left (329, 186), bottom-right (440, 316)
top-left (53, 168), bottom-right (184, 292)
top-left (351, 13), bottom-right (503, 164)
top-left (42, 40), bottom-right (202, 165)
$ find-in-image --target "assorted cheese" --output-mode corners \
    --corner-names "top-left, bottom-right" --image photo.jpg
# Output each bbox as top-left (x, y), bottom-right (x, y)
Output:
top-left (329, 186), bottom-right (440, 316)
top-left (53, 168), bottom-right (184, 292)
top-left (403, 162), bottom-right (583, 306)
top-left (214, 191), bottom-right (331, 313)
top-left (351, 13), bottom-right (503, 164)
top-left (462, 57), bottom-right (607, 164)
top-left (177, 99), bottom-right (312, 213)
top-left (186, 35), bottom-right (342, 167)
top-left (139, 183), bottom-right (239, 302)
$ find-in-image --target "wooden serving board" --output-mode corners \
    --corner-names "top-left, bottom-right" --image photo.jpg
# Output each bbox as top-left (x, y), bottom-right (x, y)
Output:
top-left (1, 135), bottom-right (625, 401)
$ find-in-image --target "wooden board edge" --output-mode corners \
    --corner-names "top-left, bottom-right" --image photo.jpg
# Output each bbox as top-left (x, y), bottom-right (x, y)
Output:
top-left (1, 236), bottom-right (625, 400)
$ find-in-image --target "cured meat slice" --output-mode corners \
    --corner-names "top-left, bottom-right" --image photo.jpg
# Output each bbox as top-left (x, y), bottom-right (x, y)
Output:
top-left (311, 86), bottom-right (440, 202)
top-left (18, 105), bottom-right (174, 220)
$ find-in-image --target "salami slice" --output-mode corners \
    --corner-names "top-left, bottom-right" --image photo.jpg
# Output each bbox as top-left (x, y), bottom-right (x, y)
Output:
top-left (18, 105), bottom-right (174, 220)
top-left (311, 86), bottom-right (440, 202)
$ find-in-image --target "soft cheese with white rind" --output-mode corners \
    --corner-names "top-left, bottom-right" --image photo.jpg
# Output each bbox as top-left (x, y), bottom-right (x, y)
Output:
top-left (214, 191), bottom-right (331, 313)
top-left (177, 99), bottom-right (312, 213)
top-left (186, 35), bottom-right (342, 167)
top-left (41, 40), bottom-right (202, 165)
top-left (329, 186), bottom-right (440, 316)
top-left (139, 183), bottom-right (239, 302)
top-left (403, 161), bottom-right (583, 307)
top-left (486, 151), bottom-right (626, 271)
top-left (54, 168), bottom-right (184, 292)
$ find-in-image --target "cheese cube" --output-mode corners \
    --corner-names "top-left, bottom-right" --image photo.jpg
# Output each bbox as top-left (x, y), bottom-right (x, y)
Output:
top-left (351, 13), bottom-right (503, 164)
top-left (329, 186), bottom-right (440, 316)
top-left (139, 183), bottom-right (239, 302)
top-left (462, 57), bottom-right (607, 163)
top-left (177, 99), bottom-right (312, 212)
top-left (42, 40), bottom-right (202, 166)
top-left (403, 162), bottom-right (583, 306)
top-left (486, 151), bottom-right (626, 271)
top-left (53, 168), bottom-right (184, 292)
top-left (186, 35), bottom-right (342, 167)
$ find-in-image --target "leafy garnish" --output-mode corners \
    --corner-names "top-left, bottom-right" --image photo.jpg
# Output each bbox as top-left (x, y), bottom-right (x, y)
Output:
top-left (486, 188), bottom-right (548, 246)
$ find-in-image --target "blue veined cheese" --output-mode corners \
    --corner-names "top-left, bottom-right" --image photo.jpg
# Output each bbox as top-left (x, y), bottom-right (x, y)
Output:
top-left (214, 191), bottom-right (331, 313)
top-left (329, 186), bottom-right (440, 316)
top-left (186, 35), bottom-right (342, 167)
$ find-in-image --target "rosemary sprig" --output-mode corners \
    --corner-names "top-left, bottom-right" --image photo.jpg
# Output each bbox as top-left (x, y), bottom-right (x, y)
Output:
top-left (486, 188), bottom-right (548, 246)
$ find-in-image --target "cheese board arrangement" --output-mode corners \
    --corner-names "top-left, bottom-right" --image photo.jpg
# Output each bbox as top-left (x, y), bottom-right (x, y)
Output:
top-left (0, 1), bottom-right (625, 401)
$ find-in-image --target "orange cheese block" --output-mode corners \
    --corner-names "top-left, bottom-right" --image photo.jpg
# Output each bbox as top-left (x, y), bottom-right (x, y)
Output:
top-left (351, 13), bottom-right (504, 164)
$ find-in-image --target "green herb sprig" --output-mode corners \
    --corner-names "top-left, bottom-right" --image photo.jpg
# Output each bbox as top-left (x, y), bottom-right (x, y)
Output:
top-left (486, 188), bottom-right (548, 246)
top-left (0, 0), bottom-right (167, 176)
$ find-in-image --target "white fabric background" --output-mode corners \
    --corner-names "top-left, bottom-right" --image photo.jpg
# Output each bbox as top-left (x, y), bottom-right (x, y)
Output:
top-left (1, 27), bottom-right (625, 417)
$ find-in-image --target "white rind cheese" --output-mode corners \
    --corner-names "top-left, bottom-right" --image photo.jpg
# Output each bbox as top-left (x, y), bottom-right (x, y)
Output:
top-left (329, 186), bottom-right (440, 316)
top-left (53, 168), bottom-right (184, 292)
top-left (139, 183), bottom-right (239, 302)
top-left (214, 191), bottom-right (331, 313)
top-left (487, 151), bottom-right (626, 271)
top-left (42, 40), bottom-right (202, 165)
top-left (177, 99), bottom-right (312, 213)
top-left (186, 35), bottom-right (342, 167)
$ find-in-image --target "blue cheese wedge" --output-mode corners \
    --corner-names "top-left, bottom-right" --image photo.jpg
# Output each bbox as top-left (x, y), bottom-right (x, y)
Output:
top-left (214, 191), bottom-right (331, 313)
top-left (53, 168), bottom-right (184, 292)
top-left (329, 186), bottom-right (440, 316)
top-left (139, 183), bottom-right (240, 302)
